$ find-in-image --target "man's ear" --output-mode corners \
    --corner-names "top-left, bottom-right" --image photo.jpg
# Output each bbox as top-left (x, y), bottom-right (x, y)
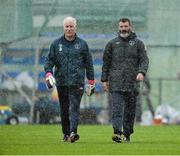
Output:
top-left (129, 26), bottom-right (132, 32)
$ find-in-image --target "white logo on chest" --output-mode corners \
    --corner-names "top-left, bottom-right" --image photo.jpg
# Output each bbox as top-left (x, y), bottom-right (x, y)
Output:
top-left (74, 43), bottom-right (81, 49)
top-left (59, 44), bottom-right (62, 51)
top-left (129, 40), bottom-right (135, 46)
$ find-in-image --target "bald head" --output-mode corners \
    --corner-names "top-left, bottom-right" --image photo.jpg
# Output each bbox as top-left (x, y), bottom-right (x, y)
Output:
top-left (63, 17), bottom-right (77, 27)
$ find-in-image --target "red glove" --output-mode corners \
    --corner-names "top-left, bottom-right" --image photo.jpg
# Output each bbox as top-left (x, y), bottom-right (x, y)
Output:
top-left (45, 72), bottom-right (52, 78)
top-left (88, 80), bottom-right (95, 85)
top-left (86, 80), bottom-right (95, 96)
top-left (45, 72), bottom-right (56, 89)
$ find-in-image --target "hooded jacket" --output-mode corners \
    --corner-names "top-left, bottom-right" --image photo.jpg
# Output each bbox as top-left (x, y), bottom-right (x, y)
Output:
top-left (44, 35), bottom-right (94, 87)
top-left (101, 32), bottom-right (149, 92)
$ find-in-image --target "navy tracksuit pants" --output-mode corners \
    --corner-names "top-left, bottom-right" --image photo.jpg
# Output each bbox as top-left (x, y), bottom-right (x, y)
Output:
top-left (57, 85), bottom-right (84, 136)
top-left (110, 91), bottom-right (137, 136)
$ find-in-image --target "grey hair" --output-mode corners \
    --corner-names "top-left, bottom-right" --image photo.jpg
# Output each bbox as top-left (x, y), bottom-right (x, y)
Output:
top-left (63, 16), bottom-right (77, 26)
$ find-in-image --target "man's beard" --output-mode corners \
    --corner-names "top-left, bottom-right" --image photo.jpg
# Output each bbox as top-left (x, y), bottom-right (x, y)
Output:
top-left (119, 30), bottom-right (130, 38)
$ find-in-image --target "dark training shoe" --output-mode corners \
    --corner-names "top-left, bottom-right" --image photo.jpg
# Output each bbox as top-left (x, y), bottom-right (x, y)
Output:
top-left (62, 135), bottom-right (70, 142)
top-left (123, 135), bottom-right (130, 143)
top-left (70, 132), bottom-right (80, 143)
top-left (112, 134), bottom-right (122, 143)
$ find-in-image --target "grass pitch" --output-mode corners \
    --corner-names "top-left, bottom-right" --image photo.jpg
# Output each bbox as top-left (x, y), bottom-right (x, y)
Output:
top-left (0, 125), bottom-right (180, 155)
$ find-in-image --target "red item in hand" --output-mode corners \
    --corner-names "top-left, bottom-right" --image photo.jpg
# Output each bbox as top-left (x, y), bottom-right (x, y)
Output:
top-left (46, 72), bottom-right (52, 78)
top-left (88, 80), bottom-right (95, 85)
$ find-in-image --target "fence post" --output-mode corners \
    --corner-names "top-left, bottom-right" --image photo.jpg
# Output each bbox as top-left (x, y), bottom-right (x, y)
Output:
top-left (158, 78), bottom-right (163, 105)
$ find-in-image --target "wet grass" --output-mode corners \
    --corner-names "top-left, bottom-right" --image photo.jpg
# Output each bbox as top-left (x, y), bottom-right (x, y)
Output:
top-left (0, 125), bottom-right (180, 155)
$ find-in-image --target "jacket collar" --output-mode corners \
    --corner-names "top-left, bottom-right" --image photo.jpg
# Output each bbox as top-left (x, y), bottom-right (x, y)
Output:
top-left (63, 33), bottom-right (77, 42)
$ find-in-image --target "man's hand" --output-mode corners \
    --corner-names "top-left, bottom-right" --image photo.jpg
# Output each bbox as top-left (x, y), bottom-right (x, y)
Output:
top-left (45, 72), bottom-right (56, 89)
top-left (136, 73), bottom-right (144, 81)
top-left (86, 80), bottom-right (95, 96)
top-left (102, 82), bottom-right (109, 92)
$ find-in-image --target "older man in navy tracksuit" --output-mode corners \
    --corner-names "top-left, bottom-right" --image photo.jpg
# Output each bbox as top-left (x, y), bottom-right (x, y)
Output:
top-left (44, 17), bottom-right (95, 143)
